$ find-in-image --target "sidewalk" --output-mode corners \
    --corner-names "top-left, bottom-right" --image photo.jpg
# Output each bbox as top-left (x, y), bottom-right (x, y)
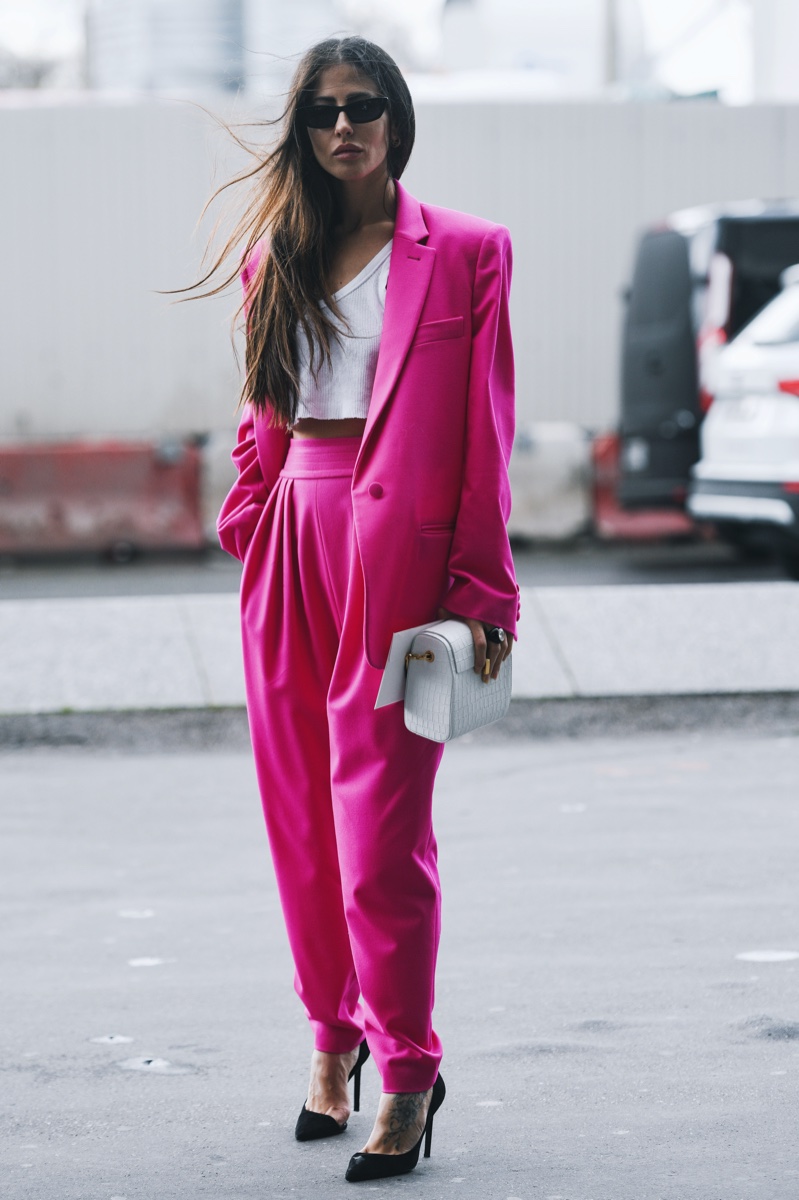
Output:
top-left (1, 582), bottom-right (799, 715)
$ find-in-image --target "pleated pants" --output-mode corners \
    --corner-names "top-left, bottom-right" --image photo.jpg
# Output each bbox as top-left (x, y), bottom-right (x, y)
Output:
top-left (239, 436), bottom-right (445, 1093)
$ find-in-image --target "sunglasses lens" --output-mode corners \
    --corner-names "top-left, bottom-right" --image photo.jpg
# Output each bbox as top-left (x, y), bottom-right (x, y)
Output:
top-left (348, 98), bottom-right (386, 123)
top-left (300, 107), bottom-right (338, 129)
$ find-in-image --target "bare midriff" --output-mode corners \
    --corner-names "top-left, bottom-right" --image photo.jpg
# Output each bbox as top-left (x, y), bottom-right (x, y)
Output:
top-left (292, 417), bottom-right (367, 439)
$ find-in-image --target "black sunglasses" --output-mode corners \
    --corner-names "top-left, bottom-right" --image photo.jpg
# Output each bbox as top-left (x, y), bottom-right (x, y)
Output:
top-left (296, 96), bottom-right (389, 130)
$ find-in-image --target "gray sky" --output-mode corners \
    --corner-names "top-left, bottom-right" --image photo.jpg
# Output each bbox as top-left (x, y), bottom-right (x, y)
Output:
top-left (0, 0), bottom-right (84, 57)
top-left (0, 0), bottom-right (753, 102)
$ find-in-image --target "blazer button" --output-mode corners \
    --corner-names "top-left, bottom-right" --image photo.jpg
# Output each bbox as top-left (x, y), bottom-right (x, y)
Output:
top-left (368, 482), bottom-right (384, 498)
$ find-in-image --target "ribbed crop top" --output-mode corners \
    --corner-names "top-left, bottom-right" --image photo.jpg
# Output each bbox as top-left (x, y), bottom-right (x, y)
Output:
top-left (292, 238), bottom-right (393, 425)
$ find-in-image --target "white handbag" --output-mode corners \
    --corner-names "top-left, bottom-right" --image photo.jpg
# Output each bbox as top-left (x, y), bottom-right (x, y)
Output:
top-left (403, 619), bottom-right (512, 743)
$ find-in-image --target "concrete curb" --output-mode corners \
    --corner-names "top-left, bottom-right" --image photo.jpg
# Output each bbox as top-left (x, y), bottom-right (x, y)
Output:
top-left (2, 692), bottom-right (799, 752)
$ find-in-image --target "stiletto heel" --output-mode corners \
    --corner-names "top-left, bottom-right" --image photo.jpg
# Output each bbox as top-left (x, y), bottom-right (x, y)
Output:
top-left (344, 1073), bottom-right (446, 1182)
top-left (352, 1054), bottom-right (362, 1112)
top-left (423, 1108), bottom-right (434, 1158)
top-left (295, 1040), bottom-right (370, 1142)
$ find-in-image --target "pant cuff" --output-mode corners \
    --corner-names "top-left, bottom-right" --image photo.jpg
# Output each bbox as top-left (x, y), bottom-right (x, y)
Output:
top-left (312, 1023), bottom-right (364, 1055)
top-left (379, 1057), bottom-right (442, 1094)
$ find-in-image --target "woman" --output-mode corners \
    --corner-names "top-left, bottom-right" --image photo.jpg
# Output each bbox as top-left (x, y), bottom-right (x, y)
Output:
top-left (214, 35), bottom-right (519, 1183)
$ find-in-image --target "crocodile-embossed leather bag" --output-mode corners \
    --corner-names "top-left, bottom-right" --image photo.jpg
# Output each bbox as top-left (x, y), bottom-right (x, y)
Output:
top-left (403, 619), bottom-right (512, 742)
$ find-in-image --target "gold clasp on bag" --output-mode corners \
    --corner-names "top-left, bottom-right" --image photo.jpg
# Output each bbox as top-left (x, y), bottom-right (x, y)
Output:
top-left (405, 649), bottom-right (435, 671)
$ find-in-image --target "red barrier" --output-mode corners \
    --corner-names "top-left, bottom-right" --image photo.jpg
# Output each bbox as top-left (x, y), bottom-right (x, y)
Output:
top-left (591, 433), bottom-right (696, 540)
top-left (0, 440), bottom-right (205, 555)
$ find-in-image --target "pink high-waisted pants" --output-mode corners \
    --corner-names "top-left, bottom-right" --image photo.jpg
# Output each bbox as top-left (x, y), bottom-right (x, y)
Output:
top-left (239, 436), bottom-right (445, 1093)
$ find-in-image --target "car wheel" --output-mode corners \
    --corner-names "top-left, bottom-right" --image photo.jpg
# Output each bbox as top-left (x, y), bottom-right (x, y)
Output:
top-left (716, 522), bottom-right (774, 561)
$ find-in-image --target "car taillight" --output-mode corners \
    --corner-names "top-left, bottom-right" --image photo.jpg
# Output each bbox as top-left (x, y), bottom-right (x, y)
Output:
top-left (783, 482), bottom-right (799, 493)
top-left (697, 326), bottom-right (727, 351)
top-left (778, 380), bottom-right (799, 397)
top-left (699, 387), bottom-right (714, 413)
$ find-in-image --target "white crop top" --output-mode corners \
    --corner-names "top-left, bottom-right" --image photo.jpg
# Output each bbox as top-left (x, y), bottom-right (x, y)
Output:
top-left (292, 238), bottom-right (393, 424)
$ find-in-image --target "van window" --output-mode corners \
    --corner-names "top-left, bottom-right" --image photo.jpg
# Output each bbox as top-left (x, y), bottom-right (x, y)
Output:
top-left (627, 231), bottom-right (691, 326)
top-left (686, 224), bottom-right (716, 335)
top-left (735, 285), bottom-right (799, 345)
top-left (721, 219), bottom-right (799, 335)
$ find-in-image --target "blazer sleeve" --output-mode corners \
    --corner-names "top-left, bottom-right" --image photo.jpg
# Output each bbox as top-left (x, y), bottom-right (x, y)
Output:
top-left (441, 225), bottom-right (521, 638)
top-left (217, 400), bottom-right (269, 561)
top-left (216, 247), bottom-right (270, 562)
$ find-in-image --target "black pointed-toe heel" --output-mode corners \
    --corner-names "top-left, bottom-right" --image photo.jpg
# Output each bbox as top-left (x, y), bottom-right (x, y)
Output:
top-left (294, 1040), bottom-right (370, 1142)
top-left (344, 1073), bottom-right (446, 1182)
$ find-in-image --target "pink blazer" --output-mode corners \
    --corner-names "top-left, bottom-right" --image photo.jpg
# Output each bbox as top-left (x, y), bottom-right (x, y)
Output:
top-left (218, 178), bottom-right (520, 668)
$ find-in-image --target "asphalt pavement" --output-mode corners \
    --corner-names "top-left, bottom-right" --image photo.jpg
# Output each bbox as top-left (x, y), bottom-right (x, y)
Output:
top-left (3, 731), bottom-right (799, 1200)
top-left (0, 538), bottom-right (789, 600)
top-left (2, 534), bottom-right (798, 1198)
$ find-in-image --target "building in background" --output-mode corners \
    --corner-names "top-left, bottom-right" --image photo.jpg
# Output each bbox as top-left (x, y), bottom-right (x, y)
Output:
top-left (336, 0), bottom-right (441, 71)
top-left (442, 0), bottom-right (604, 85)
top-left (752, 0), bottom-right (799, 102)
top-left (5, 1), bottom-right (754, 101)
top-left (85, 0), bottom-right (351, 96)
top-left (86, 0), bottom-right (245, 92)
top-left (0, 44), bottom-right (52, 88)
top-left (243, 0), bottom-right (342, 95)
top-left (440, 0), bottom-right (646, 90)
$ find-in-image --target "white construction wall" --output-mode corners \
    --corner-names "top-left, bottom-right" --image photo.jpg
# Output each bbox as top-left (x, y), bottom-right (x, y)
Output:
top-left (3, 95), bottom-right (799, 445)
top-left (0, 96), bottom-right (245, 442)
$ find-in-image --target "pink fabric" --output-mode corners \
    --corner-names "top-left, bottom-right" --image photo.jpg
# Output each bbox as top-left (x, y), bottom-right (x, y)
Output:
top-left (240, 437), bottom-right (445, 1093)
top-left (218, 177), bottom-right (520, 668)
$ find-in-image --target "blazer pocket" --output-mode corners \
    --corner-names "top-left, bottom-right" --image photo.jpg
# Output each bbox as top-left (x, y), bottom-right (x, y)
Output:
top-left (412, 316), bottom-right (465, 346)
top-left (420, 522), bottom-right (456, 535)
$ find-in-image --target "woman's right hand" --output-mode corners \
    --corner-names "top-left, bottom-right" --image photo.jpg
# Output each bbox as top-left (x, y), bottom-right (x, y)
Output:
top-left (437, 607), bottom-right (513, 683)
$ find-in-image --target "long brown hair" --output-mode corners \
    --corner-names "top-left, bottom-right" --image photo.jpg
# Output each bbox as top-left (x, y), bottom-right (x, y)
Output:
top-left (182, 36), bottom-right (415, 428)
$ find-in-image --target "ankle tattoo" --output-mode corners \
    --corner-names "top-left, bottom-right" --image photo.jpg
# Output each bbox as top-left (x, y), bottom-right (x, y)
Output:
top-left (381, 1091), bottom-right (427, 1151)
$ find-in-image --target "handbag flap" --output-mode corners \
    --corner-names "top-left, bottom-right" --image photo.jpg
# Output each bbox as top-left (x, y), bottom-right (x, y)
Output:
top-left (411, 619), bottom-right (476, 674)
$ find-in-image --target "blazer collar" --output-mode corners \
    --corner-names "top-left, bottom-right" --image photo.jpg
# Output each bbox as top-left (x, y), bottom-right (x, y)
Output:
top-left (393, 177), bottom-right (429, 244)
top-left (357, 179), bottom-right (435, 461)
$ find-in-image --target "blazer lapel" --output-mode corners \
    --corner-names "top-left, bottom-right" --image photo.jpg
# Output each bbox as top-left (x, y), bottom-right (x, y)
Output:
top-left (358, 179), bottom-right (435, 455)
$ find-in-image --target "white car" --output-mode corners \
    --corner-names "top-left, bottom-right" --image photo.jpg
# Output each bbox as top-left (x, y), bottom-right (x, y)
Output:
top-left (687, 268), bottom-right (799, 578)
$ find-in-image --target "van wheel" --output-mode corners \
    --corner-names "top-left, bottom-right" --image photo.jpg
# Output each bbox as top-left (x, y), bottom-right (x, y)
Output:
top-left (778, 548), bottom-right (799, 581)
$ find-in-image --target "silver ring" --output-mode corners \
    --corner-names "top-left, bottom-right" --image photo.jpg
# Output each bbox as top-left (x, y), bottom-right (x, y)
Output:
top-left (485, 626), bottom-right (506, 645)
